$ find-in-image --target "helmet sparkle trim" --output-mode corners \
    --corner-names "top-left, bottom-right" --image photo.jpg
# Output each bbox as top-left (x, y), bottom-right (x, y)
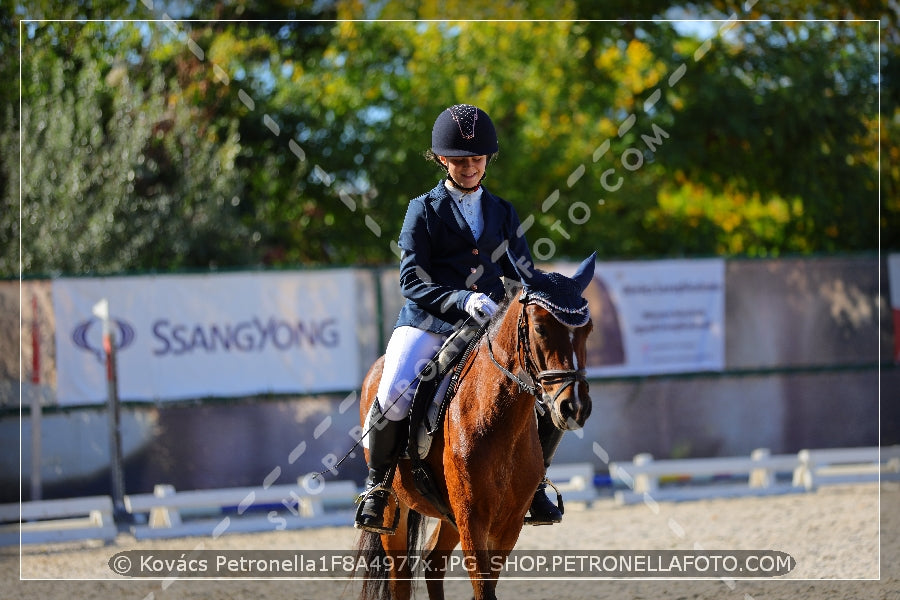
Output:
top-left (448, 104), bottom-right (478, 140)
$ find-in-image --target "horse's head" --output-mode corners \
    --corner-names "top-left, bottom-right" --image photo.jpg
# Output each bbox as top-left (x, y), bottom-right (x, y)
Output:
top-left (510, 252), bottom-right (596, 431)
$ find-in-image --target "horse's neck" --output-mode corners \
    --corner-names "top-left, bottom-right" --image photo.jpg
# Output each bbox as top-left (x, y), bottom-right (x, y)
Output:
top-left (471, 303), bottom-right (532, 420)
top-left (485, 303), bottom-right (519, 370)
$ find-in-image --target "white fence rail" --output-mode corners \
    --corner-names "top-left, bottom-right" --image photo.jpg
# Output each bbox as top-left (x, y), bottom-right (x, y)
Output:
top-left (609, 445), bottom-right (900, 505)
top-left (3, 448), bottom-right (897, 544)
top-left (0, 495), bottom-right (117, 545)
top-left (123, 478), bottom-right (359, 540)
top-left (546, 462), bottom-right (598, 507)
top-left (793, 446), bottom-right (900, 490)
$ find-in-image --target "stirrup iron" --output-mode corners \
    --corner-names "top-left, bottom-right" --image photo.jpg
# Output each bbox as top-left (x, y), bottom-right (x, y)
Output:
top-left (354, 483), bottom-right (401, 535)
top-left (524, 477), bottom-right (564, 526)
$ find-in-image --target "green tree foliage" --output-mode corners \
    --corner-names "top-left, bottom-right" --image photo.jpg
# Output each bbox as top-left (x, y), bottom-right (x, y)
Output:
top-left (0, 0), bottom-right (22, 277)
top-left (18, 21), bottom-right (251, 274)
top-left (2, 0), bottom-right (892, 277)
top-left (651, 21), bottom-right (880, 255)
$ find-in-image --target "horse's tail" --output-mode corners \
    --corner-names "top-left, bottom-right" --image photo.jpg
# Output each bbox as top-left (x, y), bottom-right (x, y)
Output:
top-left (354, 529), bottom-right (391, 600)
top-left (354, 509), bottom-right (426, 600)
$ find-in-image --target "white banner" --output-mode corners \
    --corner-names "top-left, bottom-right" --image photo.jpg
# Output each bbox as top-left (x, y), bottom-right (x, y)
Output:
top-left (555, 258), bottom-right (725, 377)
top-left (52, 270), bottom-right (360, 405)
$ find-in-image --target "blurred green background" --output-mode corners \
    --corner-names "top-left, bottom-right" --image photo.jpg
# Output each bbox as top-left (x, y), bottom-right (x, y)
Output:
top-left (1, 1), bottom-right (894, 276)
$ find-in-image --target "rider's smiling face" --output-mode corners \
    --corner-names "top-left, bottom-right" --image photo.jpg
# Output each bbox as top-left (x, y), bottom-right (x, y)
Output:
top-left (439, 155), bottom-right (487, 189)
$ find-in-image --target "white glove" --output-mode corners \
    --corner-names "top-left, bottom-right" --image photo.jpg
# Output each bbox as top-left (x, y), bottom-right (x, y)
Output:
top-left (464, 292), bottom-right (499, 323)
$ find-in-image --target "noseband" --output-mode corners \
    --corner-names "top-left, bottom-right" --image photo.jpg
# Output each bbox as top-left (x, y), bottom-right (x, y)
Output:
top-left (486, 297), bottom-right (588, 411)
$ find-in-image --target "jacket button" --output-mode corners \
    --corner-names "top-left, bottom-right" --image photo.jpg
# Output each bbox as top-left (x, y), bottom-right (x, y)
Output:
top-left (470, 267), bottom-right (477, 274)
top-left (471, 284), bottom-right (478, 290)
top-left (471, 248), bottom-right (479, 255)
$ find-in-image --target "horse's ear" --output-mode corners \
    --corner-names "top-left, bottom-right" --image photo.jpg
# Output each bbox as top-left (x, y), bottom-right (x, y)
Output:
top-left (572, 252), bottom-right (597, 293)
top-left (506, 247), bottom-right (536, 285)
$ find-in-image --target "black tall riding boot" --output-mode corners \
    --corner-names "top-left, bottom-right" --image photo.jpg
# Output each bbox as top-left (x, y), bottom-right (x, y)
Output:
top-left (526, 415), bottom-right (566, 525)
top-left (355, 400), bottom-right (406, 534)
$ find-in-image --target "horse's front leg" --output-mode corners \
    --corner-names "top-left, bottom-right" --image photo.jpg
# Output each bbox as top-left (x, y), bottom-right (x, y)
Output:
top-left (422, 518), bottom-right (460, 600)
top-left (458, 495), bottom-right (529, 599)
top-left (459, 547), bottom-right (499, 600)
top-left (456, 517), bottom-right (501, 600)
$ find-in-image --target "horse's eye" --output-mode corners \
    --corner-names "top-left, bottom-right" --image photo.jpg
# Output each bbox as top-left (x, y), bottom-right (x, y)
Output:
top-left (534, 324), bottom-right (547, 337)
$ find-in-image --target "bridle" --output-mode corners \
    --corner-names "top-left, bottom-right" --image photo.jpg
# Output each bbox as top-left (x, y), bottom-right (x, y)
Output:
top-left (486, 293), bottom-right (588, 415)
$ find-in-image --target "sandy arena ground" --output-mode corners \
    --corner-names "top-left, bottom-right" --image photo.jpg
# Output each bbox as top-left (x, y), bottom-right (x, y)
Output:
top-left (1, 481), bottom-right (897, 600)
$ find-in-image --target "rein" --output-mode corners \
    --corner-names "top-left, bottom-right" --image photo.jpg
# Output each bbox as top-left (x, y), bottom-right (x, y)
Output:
top-left (486, 295), bottom-right (587, 411)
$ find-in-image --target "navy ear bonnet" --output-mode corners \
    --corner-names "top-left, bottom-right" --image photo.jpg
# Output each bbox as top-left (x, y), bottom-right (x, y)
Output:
top-left (514, 252), bottom-right (597, 328)
top-left (521, 272), bottom-right (591, 327)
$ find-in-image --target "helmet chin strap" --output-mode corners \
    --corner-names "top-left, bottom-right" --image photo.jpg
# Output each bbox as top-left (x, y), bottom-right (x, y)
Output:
top-left (446, 174), bottom-right (484, 194)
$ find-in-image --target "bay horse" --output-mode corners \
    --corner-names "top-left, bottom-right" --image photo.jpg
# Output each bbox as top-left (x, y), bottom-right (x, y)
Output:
top-left (355, 252), bottom-right (596, 600)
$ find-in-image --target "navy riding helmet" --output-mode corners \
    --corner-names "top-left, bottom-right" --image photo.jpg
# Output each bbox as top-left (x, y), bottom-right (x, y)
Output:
top-left (431, 104), bottom-right (499, 157)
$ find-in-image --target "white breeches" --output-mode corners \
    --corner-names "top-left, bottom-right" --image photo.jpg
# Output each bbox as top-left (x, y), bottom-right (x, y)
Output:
top-left (376, 326), bottom-right (449, 422)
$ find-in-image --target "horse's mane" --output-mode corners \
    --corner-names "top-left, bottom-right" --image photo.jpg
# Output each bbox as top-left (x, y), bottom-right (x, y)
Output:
top-left (484, 286), bottom-right (519, 340)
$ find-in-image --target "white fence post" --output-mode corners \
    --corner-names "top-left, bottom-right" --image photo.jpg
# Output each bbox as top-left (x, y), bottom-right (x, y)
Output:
top-left (148, 484), bottom-right (182, 528)
top-left (749, 447), bottom-right (773, 488)
top-left (632, 453), bottom-right (657, 494)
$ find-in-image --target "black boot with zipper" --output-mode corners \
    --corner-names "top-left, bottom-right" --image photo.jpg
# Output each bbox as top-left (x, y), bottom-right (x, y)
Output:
top-left (355, 400), bottom-right (406, 534)
top-left (526, 414), bottom-right (565, 525)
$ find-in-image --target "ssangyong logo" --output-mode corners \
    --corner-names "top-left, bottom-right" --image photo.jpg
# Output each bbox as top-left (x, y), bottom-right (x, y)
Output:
top-left (72, 317), bottom-right (136, 362)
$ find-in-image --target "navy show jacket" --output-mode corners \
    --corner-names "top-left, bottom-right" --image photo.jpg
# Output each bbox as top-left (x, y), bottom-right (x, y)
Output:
top-left (395, 181), bottom-right (533, 335)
